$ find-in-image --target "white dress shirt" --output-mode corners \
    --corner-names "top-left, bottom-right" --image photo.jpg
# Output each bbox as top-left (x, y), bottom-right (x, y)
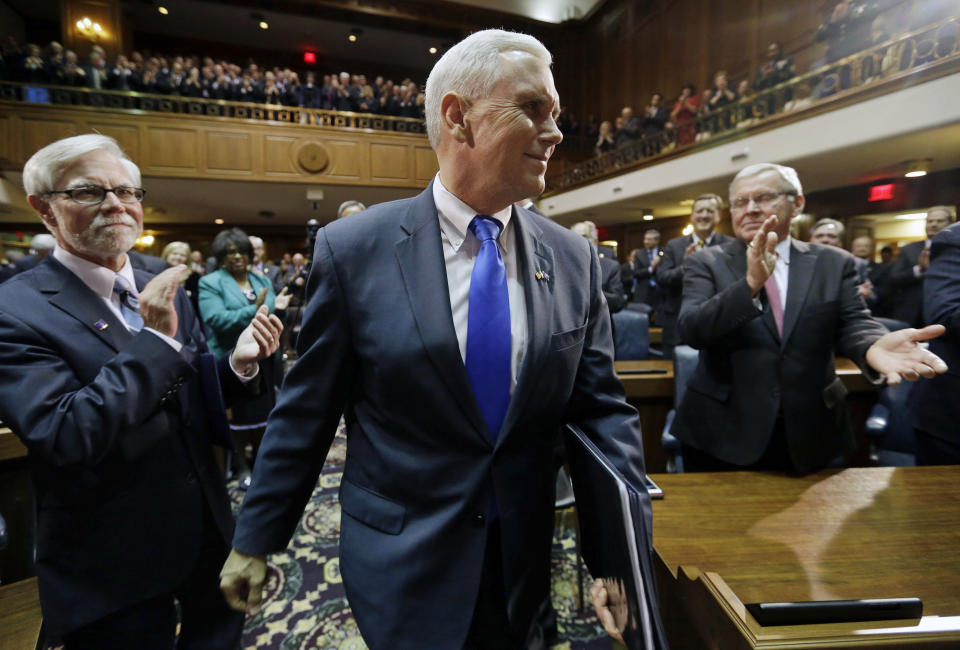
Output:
top-left (433, 175), bottom-right (528, 393)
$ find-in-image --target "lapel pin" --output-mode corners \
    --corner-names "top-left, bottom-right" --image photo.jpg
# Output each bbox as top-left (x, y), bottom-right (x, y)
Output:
top-left (535, 270), bottom-right (550, 281)
top-left (94, 319), bottom-right (109, 331)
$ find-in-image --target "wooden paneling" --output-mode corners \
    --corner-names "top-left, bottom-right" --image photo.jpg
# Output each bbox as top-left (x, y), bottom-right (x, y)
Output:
top-left (414, 147), bottom-right (439, 182)
top-left (369, 143), bottom-right (410, 182)
top-left (87, 122), bottom-right (140, 162)
top-left (263, 135), bottom-right (298, 176)
top-left (0, 101), bottom-right (434, 190)
top-left (18, 118), bottom-right (76, 166)
top-left (145, 127), bottom-right (198, 171)
top-left (206, 131), bottom-right (252, 174)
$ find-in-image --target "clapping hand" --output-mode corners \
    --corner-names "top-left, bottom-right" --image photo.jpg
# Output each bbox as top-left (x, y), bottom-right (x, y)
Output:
top-left (139, 264), bottom-right (191, 337)
top-left (273, 286), bottom-right (292, 311)
top-left (746, 215), bottom-right (779, 294)
top-left (230, 305), bottom-right (283, 376)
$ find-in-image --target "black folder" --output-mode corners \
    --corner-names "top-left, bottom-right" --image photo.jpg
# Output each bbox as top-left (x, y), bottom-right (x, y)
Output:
top-left (564, 424), bottom-right (669, 649)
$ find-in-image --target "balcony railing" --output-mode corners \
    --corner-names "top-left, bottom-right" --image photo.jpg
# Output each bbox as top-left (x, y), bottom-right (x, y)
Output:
top-left (0, 82), bottom-right (427, 135)
top-left (547, 14), bottom-right (960, 194)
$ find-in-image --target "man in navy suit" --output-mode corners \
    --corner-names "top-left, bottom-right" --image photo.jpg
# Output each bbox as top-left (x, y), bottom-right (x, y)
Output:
top-left (655, 193), bottom-right (735, 358)
top-left (0, 134), bottom-right (283, 648)
top-left (675, 163), bottom-right (947, 472)
top-left (912, 221), bottom-right (960, 464)
top-left (221, 29), bottom-right (660, 648)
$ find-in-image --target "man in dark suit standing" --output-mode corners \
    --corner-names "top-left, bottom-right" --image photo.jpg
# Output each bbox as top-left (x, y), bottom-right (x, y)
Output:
top-left (912, 221), bottom-right (960, 464)
top-left (0, 134), bottom-right (283, 647)
top-left (674, 163), bottom-right (947, 472)
top-left (850, 235), bottom-right (894, 318)
top-left (888, 206), bottom-right (955, 327)
top-left (656, 193), bottom-right (734, 358)
top-left (220, 29), bottom-right (661, 649)
top-left (628, 229), bottom-right (662, 313)
top-left (249, 235), bottom-right (284, 294)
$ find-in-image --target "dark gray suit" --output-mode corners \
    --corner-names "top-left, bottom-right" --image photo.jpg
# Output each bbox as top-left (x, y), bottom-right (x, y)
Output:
top-left (675, 238), bottom-right (887, 472)
top-left (232, 184), bottom-right (659, 648)
top-left (887, 240), bottom-right (926, 327)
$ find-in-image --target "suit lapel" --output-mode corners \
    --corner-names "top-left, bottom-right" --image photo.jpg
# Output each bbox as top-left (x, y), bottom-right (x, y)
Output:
top-left (42, 257), bottom-right (132, 351)
top-left (497, 206), bottom-right (553, 447)
top-left (782, 239), bottom-right (816, 347)
top-left (394, 185), bottom-right (489, 444)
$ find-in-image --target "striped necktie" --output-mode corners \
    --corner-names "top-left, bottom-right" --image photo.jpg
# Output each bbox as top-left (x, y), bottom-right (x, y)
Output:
top-left (113, 276), bottom-right (144, 332)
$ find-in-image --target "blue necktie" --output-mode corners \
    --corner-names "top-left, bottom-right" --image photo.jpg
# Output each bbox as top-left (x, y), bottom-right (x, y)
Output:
top-left (466, 216), bottom-right (511, 442)
top-left (113, 276), bottom-right (144, 332)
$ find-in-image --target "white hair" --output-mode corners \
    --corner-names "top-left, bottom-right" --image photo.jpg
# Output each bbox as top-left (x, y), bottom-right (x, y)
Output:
top-left (571, 220), bottom-right (598, 243)
top-left (22, 134), bottom-right (141, 197)
top-left (248, 235), bottom-right (264, 248)
top-left (30, 233), bottom-right (56, 251)
top-left (730, 163), bottom-right (802, 197)
top-left (424, 29), bottom-right (551, 150)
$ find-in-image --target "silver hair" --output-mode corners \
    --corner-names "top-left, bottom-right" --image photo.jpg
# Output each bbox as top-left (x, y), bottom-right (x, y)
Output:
top-left (571, 220), bottom-right (598, 242)
top-left (22, 134), bottom-right (141, 197)
top-left (424, 29), bottom-right (551, 150)
top-left (30, 233), bottom-right (56, 251)
top-left (729, 163), bottom-right (802, 197)
top-left (337, 200), bottom-right (367, 219)
top-left (811, 217), bottom-right (845, 238)
top-left (928, 205), bottom-right (956, 222)
top-left (248, 235), bottom-right (264, 248)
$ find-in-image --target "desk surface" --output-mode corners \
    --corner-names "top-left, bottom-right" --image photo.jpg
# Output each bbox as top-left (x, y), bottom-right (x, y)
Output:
top-left (616, 357), bottom-right (872, 399)
top-left (0, 427), bottom-right (27, 462)
top-left (650, 466), bottom-right (960, 647)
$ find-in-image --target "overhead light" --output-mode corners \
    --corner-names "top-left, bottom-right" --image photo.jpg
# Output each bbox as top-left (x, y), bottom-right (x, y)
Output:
top-left (642, 213), bottom-right (654, 221)
top-left (349, 28), bottom-right (362, 43)
top-left (681, 224), bottom-right (694, 235)
top-left (904, 159), bottom-right (930, 178)
top-left (259, 21), bottom-right (269, 30)
top-left (158, 6), bottom-right (168, 15)
top-left (137, 234), bottom-right (155, 246)
top-left (894, 212), bottom-right (928, 220)
top-left (214, 218), bottom-right (225, 225)
top-left (429, 46), bottom-right (438, 54)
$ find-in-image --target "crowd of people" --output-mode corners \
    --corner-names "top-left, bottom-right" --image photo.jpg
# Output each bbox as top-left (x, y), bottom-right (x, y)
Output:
top-left (0, 37), bottom-right (427, 117)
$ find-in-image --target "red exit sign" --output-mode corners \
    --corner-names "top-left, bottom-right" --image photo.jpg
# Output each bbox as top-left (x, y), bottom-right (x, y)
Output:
top-left (868, 183), bottom-right (895, 201)
top-left (303, 51), bottom-right (316, 64)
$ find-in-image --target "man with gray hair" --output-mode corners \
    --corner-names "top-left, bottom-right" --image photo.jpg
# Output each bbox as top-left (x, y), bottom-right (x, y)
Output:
top-left (0, 134), bottom-right (282, 647)
top-left (888, 205), bottom-right (956, 327)
top-left (337, 199), bottom-right (366, 219)
top-left (673, 162), bottom-right (947, 472)
top-left (222, 28), bottom-right (660, 648)
top-left (809, 217), bottom-right (845, 247)
top-left (571, 220), bottom-right (626, 313)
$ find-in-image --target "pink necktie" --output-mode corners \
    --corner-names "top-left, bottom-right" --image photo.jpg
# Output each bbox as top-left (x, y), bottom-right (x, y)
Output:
top-left (764, 274), bottom-right (784, 336)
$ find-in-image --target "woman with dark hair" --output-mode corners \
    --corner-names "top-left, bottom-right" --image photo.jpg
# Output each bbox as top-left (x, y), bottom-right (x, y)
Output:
top-left (669, 82), bottom-right (699, 146)
top-left (199, 228), bottom-right (290, 487)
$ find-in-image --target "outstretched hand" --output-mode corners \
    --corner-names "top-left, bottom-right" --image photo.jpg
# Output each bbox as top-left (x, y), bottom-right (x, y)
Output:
top-left (865, 324), bottom-right (948, 385)
top-left (231, 305), bottom-right (283, 376)
top-left (745, 215), bottom-right (779, 295)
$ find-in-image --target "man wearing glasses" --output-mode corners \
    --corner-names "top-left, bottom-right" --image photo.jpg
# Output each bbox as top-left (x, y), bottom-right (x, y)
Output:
top-left (672, 163), bottom-right (947, 472)
top-left (0, 134), bottom-right (282, 647)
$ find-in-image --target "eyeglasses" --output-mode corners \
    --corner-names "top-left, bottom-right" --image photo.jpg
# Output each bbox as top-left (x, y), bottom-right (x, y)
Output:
top-left (729, 191), bottom-right (792, 211)
top-left (45, 185), bottom-right (146, 205)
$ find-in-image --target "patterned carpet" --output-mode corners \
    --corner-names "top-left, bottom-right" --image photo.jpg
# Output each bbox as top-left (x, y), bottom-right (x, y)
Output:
top-left (228, 426), bottom-right (609, 649)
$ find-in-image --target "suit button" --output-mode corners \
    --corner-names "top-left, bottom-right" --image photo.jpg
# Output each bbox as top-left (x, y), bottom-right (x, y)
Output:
top-left (473, 512), bottom-right (486, 528)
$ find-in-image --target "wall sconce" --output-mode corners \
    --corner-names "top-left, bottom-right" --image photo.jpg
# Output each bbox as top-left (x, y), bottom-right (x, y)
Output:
top-left (75, 17), bottom-right (104, 41)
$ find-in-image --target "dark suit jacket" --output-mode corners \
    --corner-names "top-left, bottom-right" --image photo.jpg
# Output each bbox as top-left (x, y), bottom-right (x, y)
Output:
top-left (888, 240), bottom-right (926, 327)
top-left (656, 233), bottom-right (735, 331)
top-left (675, 238), bottom-right (886, 472)
top-left (630, 247), bottom-right (661, 307)
top-left (599, 254), bottom-right (626, 313)
top-left (127, 250), bottom-right (170, 275)
top-left (232, 185), bottom-right (657, 649)
top-left (0, 257), bottom-right (244, 637)
top-left (912, 223), bottom-right (960, 443)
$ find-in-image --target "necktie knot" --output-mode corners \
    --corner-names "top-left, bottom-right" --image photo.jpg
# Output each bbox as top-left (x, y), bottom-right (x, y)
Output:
top-left (470, 216), bottom-right (501, 243)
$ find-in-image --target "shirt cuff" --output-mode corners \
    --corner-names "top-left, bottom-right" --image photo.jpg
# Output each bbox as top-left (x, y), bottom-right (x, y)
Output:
top-left (229, 355), bottom-right (259, 383)
top-left (144, 327), bottom-right (183, 352)
top-left (913, 264), bottom-right (923, 278)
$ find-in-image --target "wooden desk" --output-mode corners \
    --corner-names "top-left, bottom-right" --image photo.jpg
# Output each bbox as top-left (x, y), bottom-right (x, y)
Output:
top-left (0, 427), bottom-right (28, 462)
top-left (0, 578), bottom-right (43, 650)
top-left (615, 358), bottom-right (877, 472)
top-left (649, 467), bottom-right (960, 649)
top-left (649, 327), bottom-right (662, 345)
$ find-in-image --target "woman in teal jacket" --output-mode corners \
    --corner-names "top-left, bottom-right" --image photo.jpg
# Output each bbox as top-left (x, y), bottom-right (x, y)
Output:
top-left (199, 228), bottom-right (290, 487)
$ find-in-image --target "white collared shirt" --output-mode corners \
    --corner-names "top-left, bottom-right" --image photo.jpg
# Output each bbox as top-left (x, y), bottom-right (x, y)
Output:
top-left (433, 174), bottom-right (528, 392)
top-left (53, 245), bottom-right (181, 350)
top-left (771, 236), bottom-right (792, 310)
